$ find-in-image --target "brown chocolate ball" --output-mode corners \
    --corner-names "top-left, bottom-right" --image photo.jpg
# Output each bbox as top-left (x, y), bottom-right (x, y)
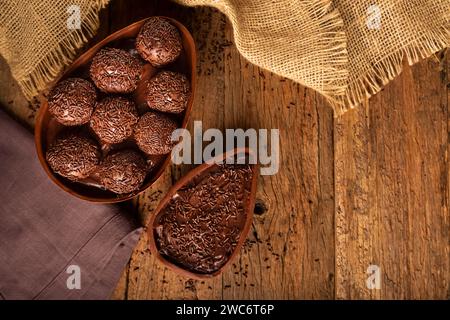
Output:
top-left (46, 131), bottom-right (100, 181)
top-left (136, 17), bottom-right (182, 67)
top-left (90, 96), bottom-right (139, 144)
top-left (146, 71), bottom-right (190, 114)
top-left (90, 48), bottom-right (143, 93)
top-left (47, 78), bottom-right (96, 126)
top-left (97, 149), bottom-right (149, 194)
top-left (134, 112), bottom-right (178, 155)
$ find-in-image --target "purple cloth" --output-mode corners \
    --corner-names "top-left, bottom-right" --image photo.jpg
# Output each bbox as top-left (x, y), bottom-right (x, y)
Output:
top-left (0, 109), bottom-right (142, 299)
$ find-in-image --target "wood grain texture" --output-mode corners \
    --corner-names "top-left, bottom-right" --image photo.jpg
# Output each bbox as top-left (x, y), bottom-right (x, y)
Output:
top-left (0, 56), bottom-right (37, 130)
top-left (112, 3), bottom-right (336, 300)
top-left (0, 0), bottom-right (448, 300)
top-left (335, 51), bottom-right (449, 299)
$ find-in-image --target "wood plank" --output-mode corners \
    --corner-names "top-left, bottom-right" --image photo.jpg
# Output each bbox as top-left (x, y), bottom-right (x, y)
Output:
top-left (217, 22), bottom-right (335, 299)
top-left (334, 50), bottom-right (449, 299)
top-left (0, 56), bottom-right (36, 130)
top-left (112, 3), bottom-right (336, 299)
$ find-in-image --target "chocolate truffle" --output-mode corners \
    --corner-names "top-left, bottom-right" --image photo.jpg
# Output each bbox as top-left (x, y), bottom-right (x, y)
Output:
top-left (134, 112), bottom-right (178, 155)
top-left (97, 149), bottom-right (149, 194)
top-left (46, 131), bottom-right (100, 181)
top-left (90, 96), bottom-right (139, 144)
top-left (154, 164), bottom-right (254, 274)
top-left (136, 17), bottom-right (182, 67)
top-left (146, 71), bottom-right (190, 114)
top-left (89, 48), bottom-right (143, 93)
top-left (47, 78), bottom-right (96, 126)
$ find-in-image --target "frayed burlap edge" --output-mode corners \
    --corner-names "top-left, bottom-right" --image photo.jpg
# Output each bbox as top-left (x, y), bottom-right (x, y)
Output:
top-left (16, 0), bottom-right (110, 100)
top-left (175, 0), bottom-right (449, 117)
top-left (328, 25), bottom-right (449, 116)
top-left (300, 0), bottom-right (348, 97)
top-left (174, 0), bottom-right (349, 101)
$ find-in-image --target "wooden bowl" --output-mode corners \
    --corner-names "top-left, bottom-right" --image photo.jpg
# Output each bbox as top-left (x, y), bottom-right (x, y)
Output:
top-left (35, 17), bottom-right (196, 203)
top-left (148, 148), bottom-right (259, 279)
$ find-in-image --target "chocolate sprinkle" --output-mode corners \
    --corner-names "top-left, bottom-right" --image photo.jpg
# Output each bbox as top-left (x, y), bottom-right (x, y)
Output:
top-left (90, 96), bottom-right (139, 144)
top-left (134, 112), bottom-right (178, 155)
top-left (155, 164), bottom-right (253, 274)
top-left (97, 149), bottom-right (149, 194)
top-left (90, 47), bottom-right (143, 93)
top-left (46, 131), bottom-right (100, 181)
top-left (136, 17), bottom-right (182, 67)
top-left (48, 78), bottom-right (96, 126)
top-left (146, 71), bottom-right (190, 114)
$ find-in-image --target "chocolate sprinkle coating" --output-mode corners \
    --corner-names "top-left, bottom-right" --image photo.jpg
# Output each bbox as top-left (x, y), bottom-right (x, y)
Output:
top-left (46, 131), bottom-right (100, 181)
top-left (136, 17), bottom-right (182, 67)
top-left (48, 78), bottom-right (96, 126)
top-left (146, 71), bottom-right (190, 114)
top-left (97, 149), bottom-right (149, 194)
top-left (155, 164), bottom-right (253, 274)
top-left (134, 112), bottom-right (178, 155)
top-left (90, 96), bottom-right (139, 144)
top-left (90, 48), bottom-right (143, 93)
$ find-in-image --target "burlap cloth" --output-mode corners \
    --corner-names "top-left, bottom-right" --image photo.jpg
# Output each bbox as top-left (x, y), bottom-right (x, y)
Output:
top-left (0, 0), bottom-right (109, 102)
top-left (0, 0), bottom-right (448, 115)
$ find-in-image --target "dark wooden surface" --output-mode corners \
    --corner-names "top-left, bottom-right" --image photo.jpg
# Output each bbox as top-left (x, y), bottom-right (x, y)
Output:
top-left (0, 0), bottom-right (448, 299)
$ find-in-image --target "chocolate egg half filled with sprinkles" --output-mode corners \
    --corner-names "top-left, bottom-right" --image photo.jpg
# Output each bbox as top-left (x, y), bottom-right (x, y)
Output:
top-left (46, 131), bottom-right (100, 181)
top-left (97, 149), bottom-right (149, 194)
top-left (90, 96), bottom-right (139, 144)
top-left (136, 17), bottom-right (182, 67)
top-left (134, 112), bottom-right (178, 155)
top-left (47, 78), bottom-right (97, 126)
top-left (154, 163), bottom-right (255, 274)
top-left (90, 47), bottom-right (143, 93)
top-left (146, 71), bottom-right (190, 114)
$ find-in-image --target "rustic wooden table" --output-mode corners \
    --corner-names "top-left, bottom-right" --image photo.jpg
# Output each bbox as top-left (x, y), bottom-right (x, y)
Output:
top-left (0, 0), bottom-right (448, 299)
